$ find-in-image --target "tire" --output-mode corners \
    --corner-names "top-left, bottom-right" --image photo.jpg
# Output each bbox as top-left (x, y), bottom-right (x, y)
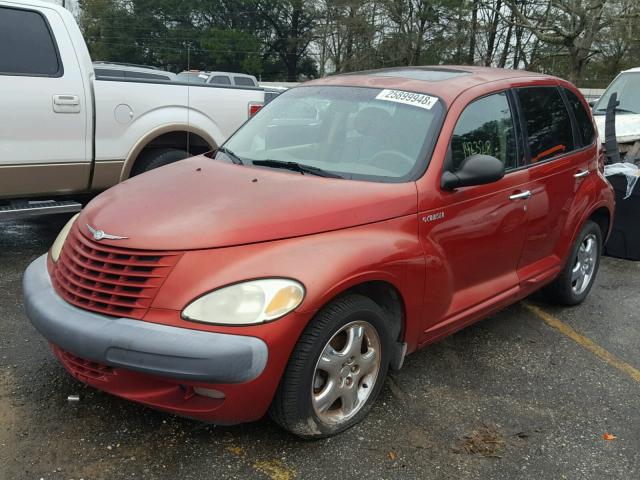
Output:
top-left (131, 148), bottom-right (190, 176)
top-left (543, 220), bottom-right (602, 305)
top-left (269, 294), bottom-right (392, 439)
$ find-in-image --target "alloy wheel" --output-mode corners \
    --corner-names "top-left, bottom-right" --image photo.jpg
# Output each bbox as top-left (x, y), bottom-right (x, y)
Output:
top-left (571, 233), bottom-right (598, 295)
top-left (311, 321), bottom-right (381, 425)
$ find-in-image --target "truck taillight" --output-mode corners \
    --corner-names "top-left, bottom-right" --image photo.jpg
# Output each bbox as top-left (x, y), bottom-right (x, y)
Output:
top-left (248, 102), bottom-right (263, 118)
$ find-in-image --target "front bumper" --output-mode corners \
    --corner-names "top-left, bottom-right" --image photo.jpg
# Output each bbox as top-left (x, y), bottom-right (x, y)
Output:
top-left (23, 255), bottom-right (268, 384)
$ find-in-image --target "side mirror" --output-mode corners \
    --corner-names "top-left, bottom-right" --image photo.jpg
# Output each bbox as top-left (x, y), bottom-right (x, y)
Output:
top-left (441, 154), bottom-right (505, 191)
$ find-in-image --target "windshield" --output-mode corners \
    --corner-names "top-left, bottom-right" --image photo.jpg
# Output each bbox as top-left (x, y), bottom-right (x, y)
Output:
top-left (221, 85), bottom-right (444, 182)
top-left (594, 72), bottom-right (640, 115)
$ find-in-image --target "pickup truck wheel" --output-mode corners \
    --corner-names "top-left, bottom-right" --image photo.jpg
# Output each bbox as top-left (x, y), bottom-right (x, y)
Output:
top-left (269, 294), bottom-right (391, 439)
top-left (131, 148), bottom-right (190, 176)
top-left (543, 220), bottom-right (602, 305)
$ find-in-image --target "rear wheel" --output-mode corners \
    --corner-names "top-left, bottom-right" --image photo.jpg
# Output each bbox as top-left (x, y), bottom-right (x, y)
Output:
top-left (269, 294), bottom-right (392, 438)
top-left (131, 147), bottom-right (190, 176)
top-left (543, 220), bottom-right (602, 305)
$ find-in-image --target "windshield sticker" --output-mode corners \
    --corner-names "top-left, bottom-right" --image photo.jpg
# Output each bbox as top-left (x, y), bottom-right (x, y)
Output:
top-left (375, 89), bottom-right (438, 110)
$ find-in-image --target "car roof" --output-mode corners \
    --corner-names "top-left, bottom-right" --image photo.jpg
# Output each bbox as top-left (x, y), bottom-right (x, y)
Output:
top-left (621, 67), bottom-right (640, 74)
top-left (304, 66), bottom-right (560, 105)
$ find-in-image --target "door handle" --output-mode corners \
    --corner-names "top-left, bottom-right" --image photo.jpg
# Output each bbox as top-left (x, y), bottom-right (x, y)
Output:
top-left (53, 94), bottom-right (81, 113)
top-left (53, 95), bottom-right (79, 105)
top-left (574, 170), bottom-right (590, 178)
top-left (509, 190), bottom-right (531, 201)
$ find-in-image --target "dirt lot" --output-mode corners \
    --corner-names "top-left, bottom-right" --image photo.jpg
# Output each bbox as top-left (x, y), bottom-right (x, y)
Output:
top-left (1, 213), bottom-right (638, 480)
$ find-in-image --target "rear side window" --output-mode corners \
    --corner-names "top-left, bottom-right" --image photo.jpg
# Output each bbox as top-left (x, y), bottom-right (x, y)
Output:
top-left (450, 92), bottom-right (517, 171)
top-left (564, 88), bottom-right (595, 147)
top-left (234, 76), bottom-right (256, 87)
top-left (210, 75), bottom-right (231, 85)
top-left (0, 7), bottom-right (61, 76)
top-left (517, 87), bottom-right (575, 163)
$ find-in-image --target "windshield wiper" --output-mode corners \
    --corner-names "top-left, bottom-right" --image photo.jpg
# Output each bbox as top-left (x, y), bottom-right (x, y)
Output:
top-left (216, 146), bottom-right (244, 165)
top-left (595, 106), bottom-right (637, 114)
top-left (252, 159), bottom-right (343, 178)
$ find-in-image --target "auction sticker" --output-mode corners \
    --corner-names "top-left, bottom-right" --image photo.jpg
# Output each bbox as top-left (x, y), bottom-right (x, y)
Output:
top-left (375, 89), bottom-right (438, 110)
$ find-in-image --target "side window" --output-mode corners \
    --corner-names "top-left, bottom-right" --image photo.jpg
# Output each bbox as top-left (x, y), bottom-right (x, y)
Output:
top-left (210, 75), bottom-right (231, 85)
top-left (517, 87), bottom-right (575, 162)
top-left (0, 7), bottom-right (61, 76)
top-left (450, 92), bottom-right (517, 172)
top-left (564, 88), bottom-right (595, 147)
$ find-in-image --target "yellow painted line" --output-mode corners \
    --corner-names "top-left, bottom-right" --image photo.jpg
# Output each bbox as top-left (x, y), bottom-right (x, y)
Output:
top-left (523, 301), bottom-right (640, 384)
top-left (252, 459), bottom-right (296, 480)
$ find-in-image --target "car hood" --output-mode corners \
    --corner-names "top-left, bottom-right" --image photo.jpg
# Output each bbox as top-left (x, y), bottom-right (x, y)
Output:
top-left (81, 156), bottom-right (417, 250)
top-left (594, 113), bottom-right (640, 144)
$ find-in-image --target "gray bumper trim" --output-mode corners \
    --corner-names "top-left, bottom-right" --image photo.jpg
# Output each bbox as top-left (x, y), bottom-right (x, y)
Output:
top-left (23, 255), bottom-right (268, 383)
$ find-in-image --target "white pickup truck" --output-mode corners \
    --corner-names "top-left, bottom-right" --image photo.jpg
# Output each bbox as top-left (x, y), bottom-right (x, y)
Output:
top-left (592, 67), bottom-right (640, 162)
top-left (0, 0), bottom-right (266, 218)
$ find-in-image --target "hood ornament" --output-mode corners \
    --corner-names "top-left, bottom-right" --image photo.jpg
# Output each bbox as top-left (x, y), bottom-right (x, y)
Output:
top-left (87, 224), bottom-right (128, 241)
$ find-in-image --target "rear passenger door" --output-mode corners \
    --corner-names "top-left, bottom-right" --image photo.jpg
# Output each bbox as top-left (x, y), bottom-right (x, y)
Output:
top-left (515, 86), bottom-right (594, 282)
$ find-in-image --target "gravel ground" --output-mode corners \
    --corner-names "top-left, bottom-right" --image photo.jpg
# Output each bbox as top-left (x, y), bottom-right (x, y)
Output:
top-left (1, 213), bottom-right (638, 480)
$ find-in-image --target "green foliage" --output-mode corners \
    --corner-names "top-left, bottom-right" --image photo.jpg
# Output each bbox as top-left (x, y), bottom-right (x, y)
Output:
top-left (78, 0), bottom-right (640, 85)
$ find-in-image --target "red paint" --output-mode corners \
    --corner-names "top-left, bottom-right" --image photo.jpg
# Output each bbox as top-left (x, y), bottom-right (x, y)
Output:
top-left (49, 68), bottom-right (614, 424)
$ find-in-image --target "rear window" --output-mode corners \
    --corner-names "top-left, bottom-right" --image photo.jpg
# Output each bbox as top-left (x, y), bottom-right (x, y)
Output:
top-left (564, 88), bottom-right (595, 147)
top-left (176, 72), bottom-right (208, 84)
top-left (0, 7), bottom-right (61, 76)
top-left (234, 76), bottom-right (256, 87)
top-left (517, 87), bottom-right (575, 163)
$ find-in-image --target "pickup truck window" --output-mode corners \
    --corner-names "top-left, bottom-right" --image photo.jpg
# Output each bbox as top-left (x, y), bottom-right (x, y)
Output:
top-left (517, 87), bottom-right (575, 163)
top-left (211, 75), bottom-right (232, 85)
top-left (450, 92), bottom-right (517, 172)
top-left (234, 76), bottom-right (255, 87)
top-left (222, 85), bottom-right (444, 182)
top-left (0, 6), bottom-right (61, 77)
top-left (594, 72), bottom-right (640, 116)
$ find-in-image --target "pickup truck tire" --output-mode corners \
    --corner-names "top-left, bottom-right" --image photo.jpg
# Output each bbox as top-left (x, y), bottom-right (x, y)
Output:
top-left (131, 148), bottom-right (191, 176)
top-left (544, 220), bottom-right (602, 305)
top-left (269, 294), bottom-right (391, 439)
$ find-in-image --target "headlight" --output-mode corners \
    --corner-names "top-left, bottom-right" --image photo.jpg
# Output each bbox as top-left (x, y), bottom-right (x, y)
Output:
top-left (50, 213), bottom-right (80, 263)
top-left (182, 279), bottom-right (305, 325)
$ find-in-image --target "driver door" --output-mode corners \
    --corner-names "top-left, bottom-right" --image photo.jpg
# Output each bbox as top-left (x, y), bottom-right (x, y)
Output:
top-left (419, 91), bottom-right (531, 336)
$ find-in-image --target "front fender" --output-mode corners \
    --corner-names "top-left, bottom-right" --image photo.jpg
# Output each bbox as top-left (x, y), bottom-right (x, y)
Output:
top-left (151, 215), bottom-right (425, 351)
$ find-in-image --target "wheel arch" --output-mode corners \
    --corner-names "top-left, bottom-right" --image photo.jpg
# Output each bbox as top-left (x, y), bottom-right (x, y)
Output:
top-left (331, 280), bottom-right (406, 342)
top-left (119, 124), bottom-right (218, 181)
top-left (588, 206), bottom-right (612, 244)
top-left (301, 275), bottom-right (411, 370)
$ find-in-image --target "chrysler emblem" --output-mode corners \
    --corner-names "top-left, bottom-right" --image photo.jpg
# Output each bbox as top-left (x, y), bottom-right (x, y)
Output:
top-left (87, 224), bottom-right (128, 241)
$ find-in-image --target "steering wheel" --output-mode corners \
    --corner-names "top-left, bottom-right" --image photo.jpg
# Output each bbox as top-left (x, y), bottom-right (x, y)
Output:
top-left (370, 150), bottom-right (415, 174)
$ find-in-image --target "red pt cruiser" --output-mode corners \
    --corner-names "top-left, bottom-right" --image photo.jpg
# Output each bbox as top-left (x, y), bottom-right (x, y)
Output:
top-left (24, 67), bottom-right (615, 438)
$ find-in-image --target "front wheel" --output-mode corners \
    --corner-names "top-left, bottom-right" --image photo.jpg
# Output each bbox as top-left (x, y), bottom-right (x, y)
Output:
top-left (543, 220), bottom-right (602, 305)
top-left (269, 294), bottom-right (392, 438)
